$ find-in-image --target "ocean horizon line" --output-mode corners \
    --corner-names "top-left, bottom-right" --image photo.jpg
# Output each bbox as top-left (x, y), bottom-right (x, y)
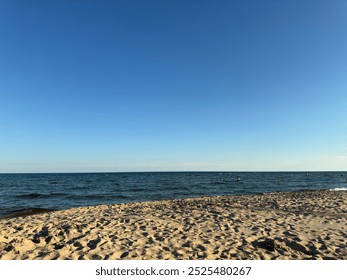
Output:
top-left (1, 170), bottom-right (347, 174)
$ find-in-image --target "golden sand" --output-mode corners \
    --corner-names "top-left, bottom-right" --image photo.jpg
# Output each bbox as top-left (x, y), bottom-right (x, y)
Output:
top-left (0, 190), bottom-right (346, 260)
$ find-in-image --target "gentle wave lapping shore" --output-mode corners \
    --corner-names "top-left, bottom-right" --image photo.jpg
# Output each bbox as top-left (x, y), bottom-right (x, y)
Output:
top-left (0, 190), bottom-right (346, 260)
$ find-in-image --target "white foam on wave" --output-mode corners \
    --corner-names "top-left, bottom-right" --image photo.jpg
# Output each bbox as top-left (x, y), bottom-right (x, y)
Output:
top-left (329, 187), bottom-right (347, 191)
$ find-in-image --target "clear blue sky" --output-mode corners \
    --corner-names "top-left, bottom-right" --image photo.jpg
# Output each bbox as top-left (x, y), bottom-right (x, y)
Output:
top-left (1, 0), bottom-right (346, 172)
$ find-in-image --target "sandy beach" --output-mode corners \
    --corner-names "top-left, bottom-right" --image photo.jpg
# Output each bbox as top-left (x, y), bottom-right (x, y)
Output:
top-left (0, 190), bottom-right (346, 260)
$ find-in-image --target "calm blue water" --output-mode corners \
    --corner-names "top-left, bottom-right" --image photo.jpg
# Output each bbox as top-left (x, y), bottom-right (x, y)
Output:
top-left (0, 172), bottom-right (346, 217)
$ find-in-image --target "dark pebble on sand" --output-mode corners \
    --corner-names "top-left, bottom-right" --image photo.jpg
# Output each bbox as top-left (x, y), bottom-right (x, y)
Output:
top-left (197, 244), bottom-right (206, 251)
top-left (147, 237), bottom-right (154, 244)
top-left (39, 227), bottom-right (49, 237)
top-left (120, 252), bottom-right (129, 258)
top-left (32, 237), bottom-right (40, 244)
top-left (253, 238), bottom-right (275, 252)
top-left (172, 251), bottom-right (181, 258)
top-left (73, 241), bottom-right (82, 247)
top-left (4, 245), bottom-right (14, 252)
top-left (54, 243), bottom-right (65, 250)
top-left (45, 236), bottom-right (52, 244)
top-left (87, 238), bottom-right (101, 250)
top-left (91, 254), bottom-right (102, 260)
top-left (220, 253), bottom-right (228, 258)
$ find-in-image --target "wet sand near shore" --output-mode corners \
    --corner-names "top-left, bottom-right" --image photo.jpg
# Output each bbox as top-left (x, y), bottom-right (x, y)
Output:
top-left (0, 190), bottom-right (346, 260)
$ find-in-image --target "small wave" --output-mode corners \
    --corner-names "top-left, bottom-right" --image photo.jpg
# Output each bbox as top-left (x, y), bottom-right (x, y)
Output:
top-left (329, 187), bottom-right (347, 191)
top-left (70, 194), bottom-right (132, 200)
top-left (15, 193), bottom-right (66, 199)
top-left (49, 181), bottom-right (60, 185)
top-left (1, 207), bottom-right (56, 219)
top-left (211, 181), bottom-right (227, 185)
top-left (130, 188), bottom-right (147, 193)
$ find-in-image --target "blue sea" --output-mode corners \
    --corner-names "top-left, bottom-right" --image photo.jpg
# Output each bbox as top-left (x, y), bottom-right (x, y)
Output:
top-left (0, 172), bottom-right (346, 218)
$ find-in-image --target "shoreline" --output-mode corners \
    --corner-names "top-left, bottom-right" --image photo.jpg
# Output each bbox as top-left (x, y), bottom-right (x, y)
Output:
top-left (0, 190), bottom-right (346, 260)
top-left (1, 188), bottom-right (345, 220)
